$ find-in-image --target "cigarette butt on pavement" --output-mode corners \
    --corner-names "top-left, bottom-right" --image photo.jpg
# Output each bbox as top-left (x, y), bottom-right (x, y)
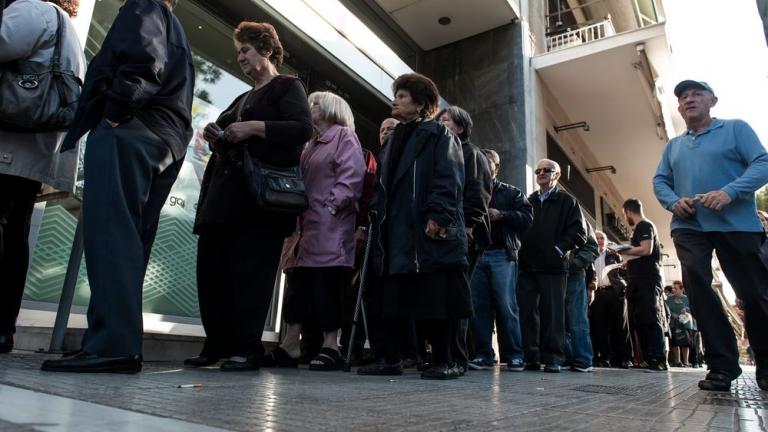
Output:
top-left (177, 384), bottom-right (203, 388)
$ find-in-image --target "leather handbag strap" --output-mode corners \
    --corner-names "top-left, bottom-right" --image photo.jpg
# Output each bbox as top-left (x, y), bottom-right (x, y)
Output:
top-left (49, 5), bottom-right (64, 71)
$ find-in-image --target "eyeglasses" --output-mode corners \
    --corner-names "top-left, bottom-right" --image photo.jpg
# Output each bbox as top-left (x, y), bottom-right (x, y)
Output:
top-left (535, 167), bottom-right (556, 175)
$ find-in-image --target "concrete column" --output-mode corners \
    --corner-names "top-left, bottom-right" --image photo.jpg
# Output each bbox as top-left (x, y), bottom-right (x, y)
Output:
top-left (420, 23), bottom-right (530, 190)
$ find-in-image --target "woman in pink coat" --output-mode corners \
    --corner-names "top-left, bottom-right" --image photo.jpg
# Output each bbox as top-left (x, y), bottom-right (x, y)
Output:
top-left (264, 91), bottom-right (365, 370)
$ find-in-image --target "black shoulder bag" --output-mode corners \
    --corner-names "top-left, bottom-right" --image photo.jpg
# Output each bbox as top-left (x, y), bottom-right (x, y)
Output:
top-left (235, 90), bottom-right (308, 216)
top-left (0, 6), bottom-right (82, 132)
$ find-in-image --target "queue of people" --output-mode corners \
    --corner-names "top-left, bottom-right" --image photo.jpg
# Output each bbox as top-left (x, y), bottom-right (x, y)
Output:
top-left (1, 0), bottom-right (767, 392)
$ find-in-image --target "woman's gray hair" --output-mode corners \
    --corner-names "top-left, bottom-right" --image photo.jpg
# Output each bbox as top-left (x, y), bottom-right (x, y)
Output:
top-left (436, 105), bottom-right (473, 141)
top-left (308, 91), bottom-right (355, 131)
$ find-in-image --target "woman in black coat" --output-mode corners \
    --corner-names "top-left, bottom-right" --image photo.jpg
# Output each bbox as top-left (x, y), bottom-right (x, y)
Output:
top-left (186, 21), bottom-right (312, 371)
top-left (358, 73), bottom-right (470, 379)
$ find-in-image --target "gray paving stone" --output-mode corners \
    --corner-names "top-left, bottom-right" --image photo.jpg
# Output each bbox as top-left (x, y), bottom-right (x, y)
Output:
top-left (0, 352), bottom-right (766, 431)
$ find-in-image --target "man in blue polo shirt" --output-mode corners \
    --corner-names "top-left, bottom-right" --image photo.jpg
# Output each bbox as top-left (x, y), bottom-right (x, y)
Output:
top-left (653, 80), bottom-right (768, 392)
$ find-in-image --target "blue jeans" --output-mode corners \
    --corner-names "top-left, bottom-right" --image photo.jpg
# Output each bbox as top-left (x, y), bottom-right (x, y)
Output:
top-left (564, 269), bottom-right (593, 367)
top-left (469, 250), bottom-right (523, 363)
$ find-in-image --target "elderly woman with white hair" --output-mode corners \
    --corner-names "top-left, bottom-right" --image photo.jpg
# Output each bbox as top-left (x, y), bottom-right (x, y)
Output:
top-left (263, 91), bottom-right (365, 371)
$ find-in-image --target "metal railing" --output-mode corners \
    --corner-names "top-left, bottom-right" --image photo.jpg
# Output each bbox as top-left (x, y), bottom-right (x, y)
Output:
top-left (546, 17), bottom-right (616, 52)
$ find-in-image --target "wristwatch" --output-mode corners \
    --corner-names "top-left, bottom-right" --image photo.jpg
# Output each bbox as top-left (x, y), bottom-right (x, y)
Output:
top-left (326, 205), bottom-right (337, 215)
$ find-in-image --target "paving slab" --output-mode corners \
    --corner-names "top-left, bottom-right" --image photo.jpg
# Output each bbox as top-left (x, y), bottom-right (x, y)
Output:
top-left (0, 351), bottom-right (765, 431)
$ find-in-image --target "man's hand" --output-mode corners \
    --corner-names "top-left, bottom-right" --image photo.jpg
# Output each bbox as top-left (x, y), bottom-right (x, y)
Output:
top-left (465, 227), bottom-right (474, 243)
top-left (425, 219), bottom-right (446, 239)
top-left (588, 290), bottom-right (595, 306)
top-left (696, 190), bottom-right (732, 212)
top-left (671, 197), bottom-right (697, 219)
top-left (106, 119), bottom-right (120, 128)
top-left (488, 208), bottom-right (502, 222)
top-left (353, 227), bottom-right (367, 255)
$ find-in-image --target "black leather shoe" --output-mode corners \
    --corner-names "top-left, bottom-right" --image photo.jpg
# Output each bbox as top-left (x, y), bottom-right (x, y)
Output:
top-left (41, 352), bottom-right (142, 373)
top-left (184, 354), bottom-right (221, 367)
top-left (220, 355), bottom-right (259, 372)
top-left (0, 333), bottom-right (13, 354)
top-left (698, 370), bottom-right (733, 391)
top-left (357, 359), bottom-right (403, 376)
top-left (757, 375), bottom-right (768, 391)
top-left (524, 362), bottom-right (541, 371)
top-left (421, 363), bottom-right (460, 380)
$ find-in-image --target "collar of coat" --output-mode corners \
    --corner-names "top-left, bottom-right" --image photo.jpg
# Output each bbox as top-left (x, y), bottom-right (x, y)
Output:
top-left (387, 119), bottom-right (446, 187)
top-left (314, 124), bottom-right (345, 145)
top-left (529, 186), bottom-right (563, 202)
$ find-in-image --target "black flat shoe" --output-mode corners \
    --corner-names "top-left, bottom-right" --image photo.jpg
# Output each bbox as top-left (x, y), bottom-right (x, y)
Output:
top-left (220, 355), bottom-right (259, 372)
top-left (184, 354), bottom-right (221, 367)
top-left (421, 363), bottom-right (460, 380)
top-left (698, 370), bottom-right (733, 391)
top-left (41, 352), bottom-right (142, 373)
top-left (357, 359), bottom-right (403, 376)
top-left (0, 333), bottom-right (13, 354)
top-left (524, 362), bottom-right (541, 371)
top-left (262, 347), bottom-right (298, 368)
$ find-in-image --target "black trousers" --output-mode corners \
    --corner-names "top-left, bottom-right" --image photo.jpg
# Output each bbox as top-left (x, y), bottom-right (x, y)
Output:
top-left (283, 266), bottom-right (344, 332)
top-left (381, 318), bottom-right (451, 365)
top-left (0, 174), bottom-right (41, 335)
top-left (197, 224), bottom-right (286, 358)
top-left (626, 276), bottom-right (665, 362)
top-left (81, 119), bottom-right (179, 357)
top-left (450, 248), bottom-right (480, 368)
top-left (518, 271), bottom-right (566, 365)
top-left (672, 229), bottom-right (768, 377)
top-left (589, 286), bottom-right (631, 365)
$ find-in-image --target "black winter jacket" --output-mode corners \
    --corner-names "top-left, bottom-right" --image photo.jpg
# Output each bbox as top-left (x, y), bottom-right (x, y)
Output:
top-left (370, 119), bottom-right (467, 275)
top-left (61, 0), bottom-right (194, 161)
top-left (480, 179), bottom-right (533, 261)
top-left (519, 187), bottom-right (587, 274)
top-left (568, 220), bottom-right (599, 273)
top-left (461, 140), bottom-right (492, 248)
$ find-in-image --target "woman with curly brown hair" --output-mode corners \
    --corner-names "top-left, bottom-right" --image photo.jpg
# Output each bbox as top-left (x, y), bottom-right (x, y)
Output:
top-left (358, 73), bottom-right (470, 379)
top-left (186, 21), bottom-right (313, 371)
top-left (0, 0), bottom-right (85, 353)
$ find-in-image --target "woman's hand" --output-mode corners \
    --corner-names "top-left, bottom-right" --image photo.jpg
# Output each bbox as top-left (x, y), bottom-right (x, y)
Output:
top-left (203, 122), bottom-right (222, 143)
top-left (223, 121), bottom-right (257, 143)
top-left (425, 219), bottom-right (447, 239)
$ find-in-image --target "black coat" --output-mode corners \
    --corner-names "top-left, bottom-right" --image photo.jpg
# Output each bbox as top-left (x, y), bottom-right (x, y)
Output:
top-left (371, 119), bottom-right (467, 275)
top-left (519, 187), bottom-right (586, 274)
top-left (193, 76), bottom-right (313, 235)
top-left (61, 0), bottom-right (194, 161)
top-left (568, 221), bottom-right (599, 273)
top-left (479, 179), bottom-right (533, 261)
top-left (461, 140), bottom-right (492, 248)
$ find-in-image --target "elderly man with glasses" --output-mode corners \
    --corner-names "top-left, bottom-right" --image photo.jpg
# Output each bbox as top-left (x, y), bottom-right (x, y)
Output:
top-left (518, 159), bottom-right (586, 373)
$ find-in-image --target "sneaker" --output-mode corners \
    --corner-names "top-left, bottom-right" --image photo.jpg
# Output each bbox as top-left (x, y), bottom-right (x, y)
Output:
top-left (357, 359), bottom-right (403, 376)
top-left (506, 359), bottom-right (525, 372)
top-left (468, 357), bottom-right (494, 370)
top-left (646, 359), bottom-right (668, 372)
top-left (543, 364), bottom-right (561, 373)
top-left (570, 364), bottom-right (593, 373)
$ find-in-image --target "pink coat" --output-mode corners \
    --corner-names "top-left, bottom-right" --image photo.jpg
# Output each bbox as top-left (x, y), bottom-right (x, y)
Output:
top-left (295, 125), bottom-right (365, 268)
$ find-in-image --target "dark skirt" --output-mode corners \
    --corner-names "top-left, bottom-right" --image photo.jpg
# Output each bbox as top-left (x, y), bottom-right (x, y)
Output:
top-left (374, 269), bottom-right (473, 321)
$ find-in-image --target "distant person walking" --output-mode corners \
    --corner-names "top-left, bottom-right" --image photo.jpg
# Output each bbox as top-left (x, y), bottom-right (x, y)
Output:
top-left (653, 80), bottom-right (768, 391)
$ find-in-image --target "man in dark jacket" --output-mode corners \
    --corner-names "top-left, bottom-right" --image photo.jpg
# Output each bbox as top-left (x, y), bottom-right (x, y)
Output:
top-left (564, 221), bottom-right (599, 372)
top-left (518, 159), bottom-right (586, 373)
top-left (590, 230), bottom-right (631, 368)
top-left (42, 0), bottom-right (194, 373)
top-left (468, 149), bottom-right (532, 371)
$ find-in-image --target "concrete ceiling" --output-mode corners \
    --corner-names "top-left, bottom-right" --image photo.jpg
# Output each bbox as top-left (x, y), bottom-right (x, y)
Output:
top-left (373, 0), bottom-right (520, 50)
top-left (533, 24), bottom-right (683, 264)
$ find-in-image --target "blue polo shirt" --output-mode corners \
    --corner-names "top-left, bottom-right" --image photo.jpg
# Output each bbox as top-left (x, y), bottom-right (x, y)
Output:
top-left (653, 118), bottom-right (768, 232)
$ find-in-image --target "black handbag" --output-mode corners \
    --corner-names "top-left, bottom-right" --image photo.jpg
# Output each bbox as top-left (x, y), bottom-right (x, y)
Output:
top-left (0, 6), bottom-right (82, 132)
top-left (233, 90), bottom-right (308, 215)
top-left (242, 149), bottom-right (308, 215)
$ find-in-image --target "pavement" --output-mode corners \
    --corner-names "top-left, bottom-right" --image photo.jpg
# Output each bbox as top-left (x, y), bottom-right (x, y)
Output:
top-left (0, 351), bottom-right (766, 431)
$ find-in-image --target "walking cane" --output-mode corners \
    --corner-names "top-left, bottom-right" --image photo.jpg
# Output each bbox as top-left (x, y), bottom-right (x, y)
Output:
top-left (343, 222), bottom-right (373, 372)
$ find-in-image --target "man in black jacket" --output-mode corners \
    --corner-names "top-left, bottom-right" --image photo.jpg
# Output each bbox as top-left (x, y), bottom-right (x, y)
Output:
top-left (564, 221), bottom-right (599, 372)
top-left (42, 0), bottom-right (194, 373)
top-left (518, 159), bottom-right (586, 373)
top-left (437, 106), bottom-right (492, 374)
top-left (468, 149), bottom-right (532, 371)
